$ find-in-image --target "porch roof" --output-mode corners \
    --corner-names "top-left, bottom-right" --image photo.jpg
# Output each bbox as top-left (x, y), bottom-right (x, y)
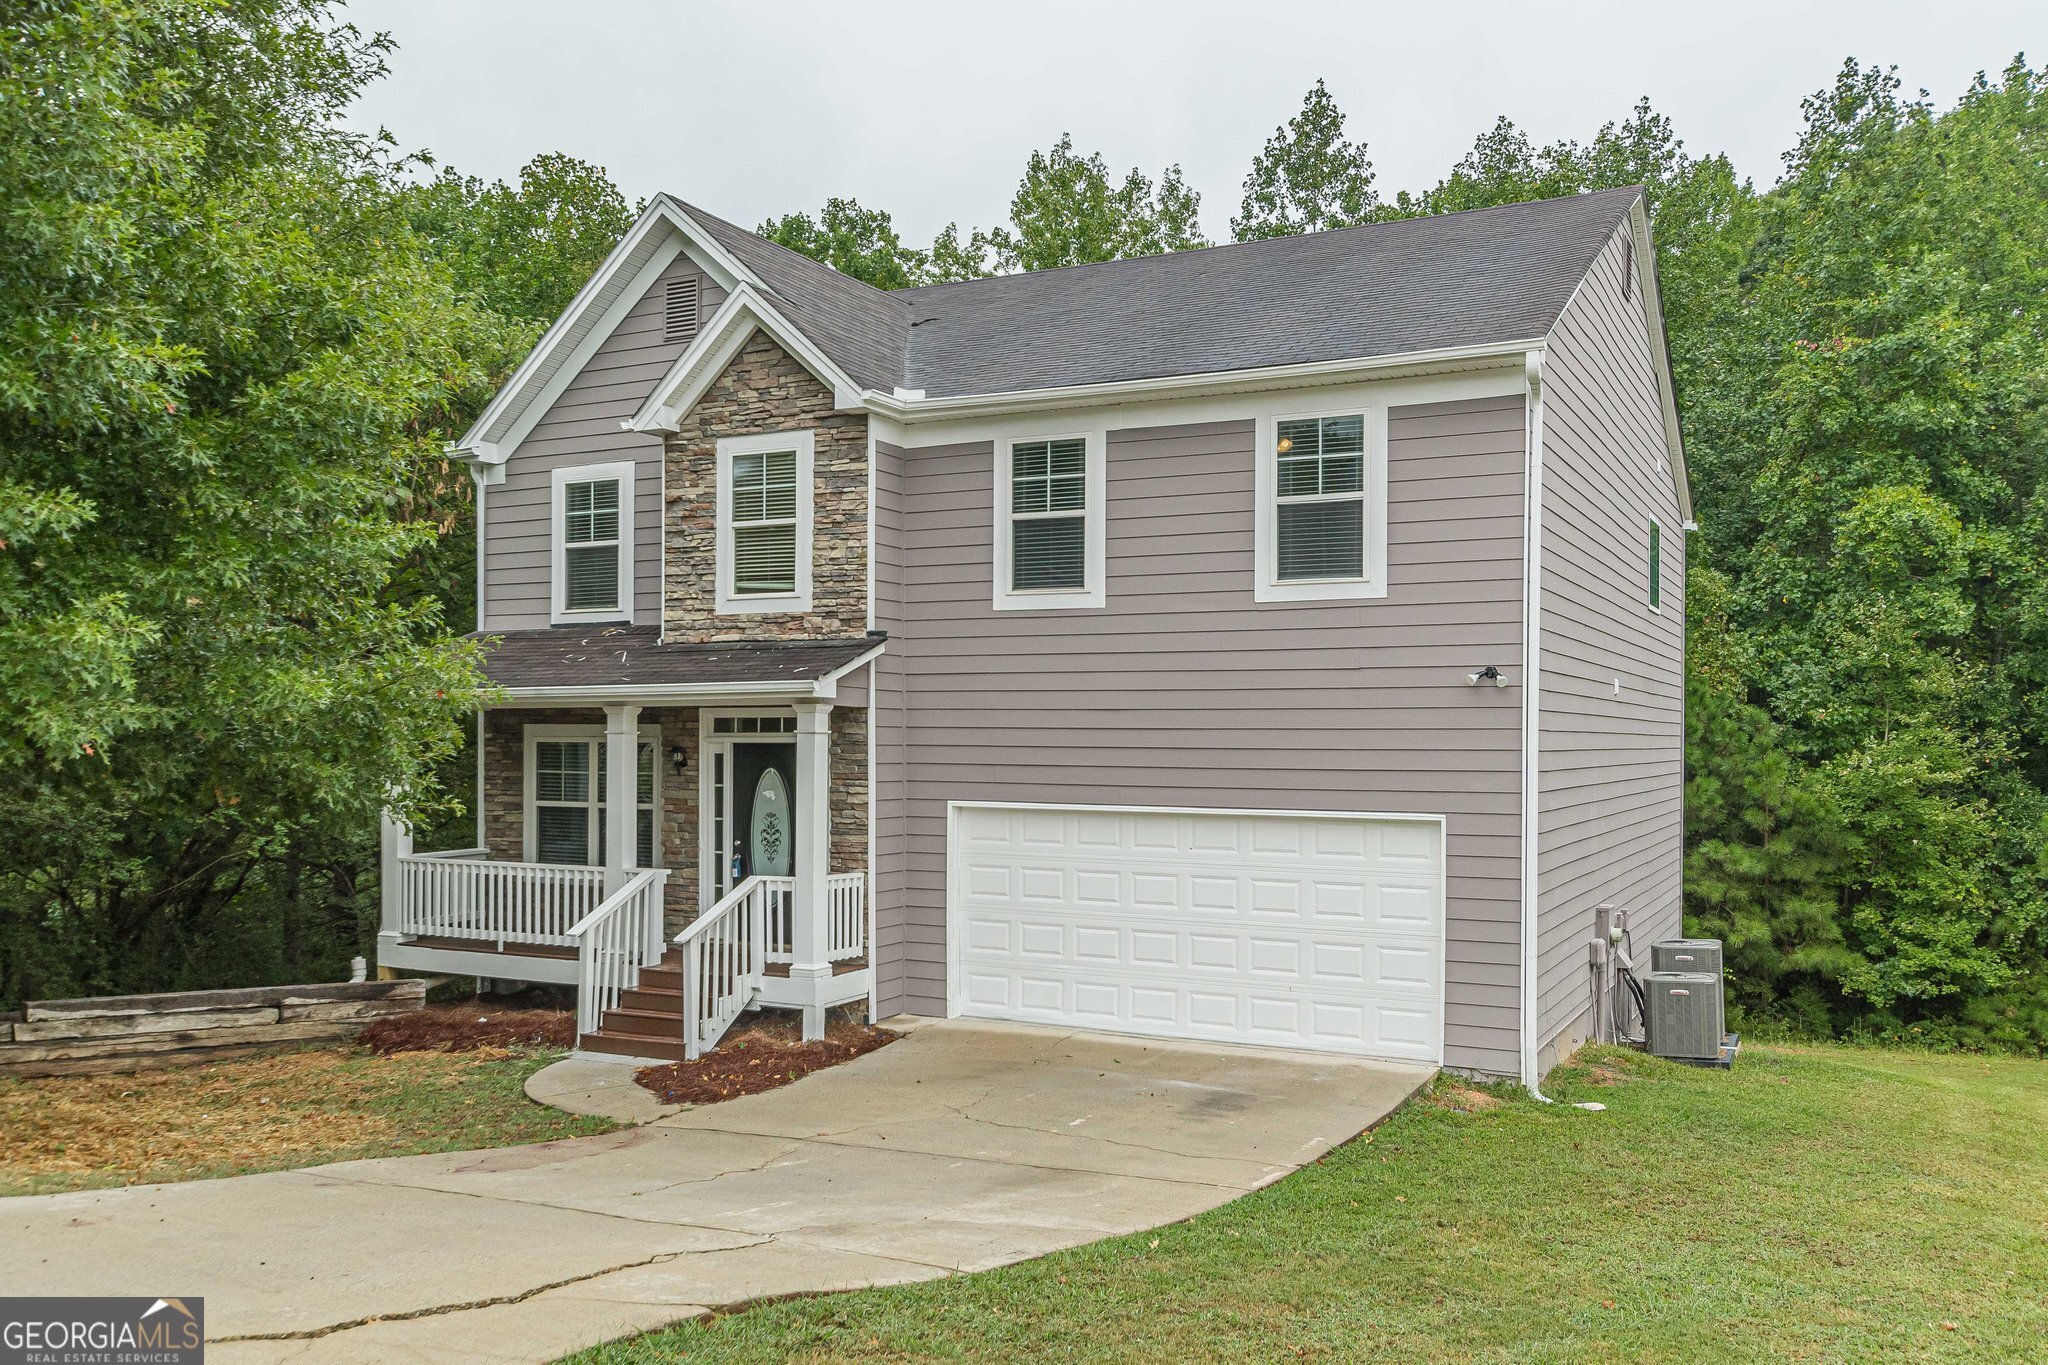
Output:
top-left (473, 625), bottom-right (883, 702)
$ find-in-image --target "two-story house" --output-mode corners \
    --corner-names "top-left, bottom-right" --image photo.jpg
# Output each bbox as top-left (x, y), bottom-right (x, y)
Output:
top-left (375, 185), bottom-right (1690, 1088)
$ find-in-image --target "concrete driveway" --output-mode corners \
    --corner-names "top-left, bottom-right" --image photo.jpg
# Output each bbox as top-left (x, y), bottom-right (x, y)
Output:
top-left (1, 1019), bottom-right (1431, 1364)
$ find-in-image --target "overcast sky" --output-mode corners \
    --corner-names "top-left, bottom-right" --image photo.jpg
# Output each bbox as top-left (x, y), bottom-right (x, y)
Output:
top-left (339, 0), bottom-right (2037, 243)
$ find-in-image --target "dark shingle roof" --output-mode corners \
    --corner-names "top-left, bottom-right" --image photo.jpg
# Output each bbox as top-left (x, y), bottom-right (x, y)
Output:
top-left (476, 626), bottom-right (881, 691)
top-left (893, 188), bottom-right (1641, 397)
top-left (679, 202), bottom-right (911, 394)
top-left (673, 188), bottom-right (1639, 400)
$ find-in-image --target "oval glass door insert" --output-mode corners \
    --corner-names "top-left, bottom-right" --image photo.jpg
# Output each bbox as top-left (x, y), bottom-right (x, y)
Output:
top-left (749, 767), bottom-right (793, 876)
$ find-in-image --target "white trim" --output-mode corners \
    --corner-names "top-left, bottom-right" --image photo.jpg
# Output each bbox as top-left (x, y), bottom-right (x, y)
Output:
top-left (629, 286), bottom-right (864, 435)
top-left (865, 664), bottom-right (878, 1023)
top-left (715, 429), bottom-right (815, 616)
top-left (992, 428), bottom-right (1105, 612)
top-left (868, 339), bottom-right (1541, 427)
top-left (481, 640), bottom-right (886, 709)
top-left (520, 722), bottom-right (663, 867)
top-left (1627, 198), bottom-right (1693, 521)
top-left (1253, 405), bottom-right (1389, 603)
top-left (549, 460), bottom-right (636, 625)
top-left (494, 241), bottom-right (683, 462)
top-left (1519, 351), bottom-right (1546, 1093)
top-left (695, 707), bottom-right (799, 909)
top-left (894, 366), bottom-right (1522, 451)
top-left (943, 799), bottom-right (1448, 1065)
top-left (453, 195), bottom-right (754, 462)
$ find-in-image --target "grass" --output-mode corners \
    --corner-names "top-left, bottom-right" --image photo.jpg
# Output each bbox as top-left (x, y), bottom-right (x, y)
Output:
top-left (0, 1044), bottom-right (618, 1196)
top-left (569, 1043), bottom-right (2048, 1363)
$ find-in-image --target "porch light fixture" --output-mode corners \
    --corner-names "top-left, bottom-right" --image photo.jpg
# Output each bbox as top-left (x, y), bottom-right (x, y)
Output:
top-left (667, 744), bottom-right (688, 776)
top-left (1467, 665), bottom-right (1508, 688)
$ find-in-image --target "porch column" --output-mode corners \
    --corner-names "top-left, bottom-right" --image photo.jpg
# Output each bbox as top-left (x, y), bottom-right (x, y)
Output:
top-left (603, 703), bottom-right (641, 896)
top-left (376, 808), bottom-right (412, 979)
top-left (790, 699), bottom-right (834, 1039)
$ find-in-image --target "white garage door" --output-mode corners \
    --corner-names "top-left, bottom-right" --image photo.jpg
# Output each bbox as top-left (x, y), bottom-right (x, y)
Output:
top-left (948, 803), bottom-right (1445, 1063)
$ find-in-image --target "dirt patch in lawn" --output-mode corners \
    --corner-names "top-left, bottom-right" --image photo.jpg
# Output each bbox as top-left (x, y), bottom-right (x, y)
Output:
top-left (0, 1043), bottom-right (604, 1195)
top-left (636, 1014), bottom-right (898, 1105)
top-left (358, 1001), bottom-right (575, 1054)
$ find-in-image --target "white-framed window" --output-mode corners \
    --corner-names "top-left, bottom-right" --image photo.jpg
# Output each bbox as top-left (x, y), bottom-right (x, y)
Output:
top-left (523, 724), bottom-right (661, 868)
top-left (716, 430), bottom-right (813, 615)
top-left (993, 429), bottom-right (1104, 611)
top-left (550, 461), bottom-right (636, 623)
top-left (1254, 406), bottom-right (1388, 602)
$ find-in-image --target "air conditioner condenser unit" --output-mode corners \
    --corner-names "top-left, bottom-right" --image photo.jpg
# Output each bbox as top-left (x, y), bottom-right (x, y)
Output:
top-left (1651, 939), bottom-right (1725, 1041)
top-left (1646, 972), bottom-right (1724, 1061)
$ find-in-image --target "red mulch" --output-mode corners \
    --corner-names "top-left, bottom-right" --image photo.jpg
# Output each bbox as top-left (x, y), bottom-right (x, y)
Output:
top-left (357, 1002), bottom-right (576, 1055)
top-left (635, 1014), bottom-right (899, 1105)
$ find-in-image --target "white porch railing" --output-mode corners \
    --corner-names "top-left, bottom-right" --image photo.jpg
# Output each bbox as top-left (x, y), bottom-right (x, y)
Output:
top-left (827, 871), bottom-right (866, 960)
top-left (677, 875), bottom-right (770, 1060)
top-left (567, 869), bottom-right (669, 1037)
top-left (396, 854), bottom-right (607, 947)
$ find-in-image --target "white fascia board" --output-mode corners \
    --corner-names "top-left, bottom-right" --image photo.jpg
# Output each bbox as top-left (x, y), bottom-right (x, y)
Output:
top-left (449, 196), bottom-right (759, 463)
top-left (628, 284), bottom-right (865, 434)
top-left (1629, 197), bottom-right (1693, 522)
top-left (859, 339), bottom-right (1541, 430)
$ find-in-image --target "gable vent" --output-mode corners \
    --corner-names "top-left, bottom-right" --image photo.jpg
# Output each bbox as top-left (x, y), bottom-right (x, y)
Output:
top-left (663, 276), bottom-right (701, 344)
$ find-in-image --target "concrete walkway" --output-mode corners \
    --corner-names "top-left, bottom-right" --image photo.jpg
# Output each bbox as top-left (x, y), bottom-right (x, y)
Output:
top-left (1, 1019), bottom-right (1431, 1364)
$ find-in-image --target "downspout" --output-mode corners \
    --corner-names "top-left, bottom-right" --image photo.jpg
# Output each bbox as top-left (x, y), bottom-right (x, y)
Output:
top-left (1520, 350), bottom-right (1552, 1101)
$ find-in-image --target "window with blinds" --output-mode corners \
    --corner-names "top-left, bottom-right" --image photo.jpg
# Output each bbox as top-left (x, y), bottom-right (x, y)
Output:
top-left (1010, 437), bottom-right (1087, 591)
top-left (1275, 415), bottom-right (1366, 581)
top-left (730, 448), bottom-right (798, 595)
top-left (562, 478), bottom-right (621, 610)
top-left (534, 737), bottom-right (655, 867)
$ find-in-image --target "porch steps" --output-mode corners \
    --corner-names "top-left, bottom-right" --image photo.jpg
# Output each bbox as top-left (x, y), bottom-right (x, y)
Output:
top-left (580, 950), bottom-right (694, 1062)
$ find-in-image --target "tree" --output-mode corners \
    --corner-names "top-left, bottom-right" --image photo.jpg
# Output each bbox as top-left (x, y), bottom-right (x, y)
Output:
top-left (0, 0), bottom-right (499, 1004)
top-left (759, 197), bottom-right (930, 291)
top-left (405, 153), bottom-right (635, 327)
top-left (1232, 80), bottom-right (1378, 240)
top-left (994, 134), bottom-right (1208, 271)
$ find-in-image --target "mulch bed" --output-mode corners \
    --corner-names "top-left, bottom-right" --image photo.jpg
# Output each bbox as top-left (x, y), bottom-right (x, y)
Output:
top-left (357, 1001), bottom-right (576, 1055)
top-left (635, 1013), bottom-right (899, 1105)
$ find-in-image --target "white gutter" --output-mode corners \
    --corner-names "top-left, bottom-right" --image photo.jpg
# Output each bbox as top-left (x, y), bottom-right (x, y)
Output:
top-left (858, 338), bottom-right (1543, 425)
top-left (1520, 349), bottom-right (1550, 1099)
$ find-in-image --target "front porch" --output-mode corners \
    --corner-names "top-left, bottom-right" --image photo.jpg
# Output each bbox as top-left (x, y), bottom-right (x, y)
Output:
top-left (376, 628), bottom-right (882, 1058)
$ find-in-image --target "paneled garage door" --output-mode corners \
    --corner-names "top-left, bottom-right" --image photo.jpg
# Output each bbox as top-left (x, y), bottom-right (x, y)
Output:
top-left (948, 803), bottom-right (1445, 1063)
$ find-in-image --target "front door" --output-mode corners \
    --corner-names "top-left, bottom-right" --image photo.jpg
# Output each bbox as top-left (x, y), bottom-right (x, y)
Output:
top-left (705, 737), bottom-right (797, 902)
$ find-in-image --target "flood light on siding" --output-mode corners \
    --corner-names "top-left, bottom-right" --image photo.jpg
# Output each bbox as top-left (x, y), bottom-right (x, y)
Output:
top-left (1467, 665), bottom-right (1508, 687)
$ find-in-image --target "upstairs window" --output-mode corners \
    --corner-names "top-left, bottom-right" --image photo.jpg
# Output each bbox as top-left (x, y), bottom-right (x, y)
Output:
top-left (563, 478), bottom-right (621, 609)
top-left (1275, 415), bottom-right (1366, 581)
top-left (716, 431), bottom-right (814, 615)
top-left (731, 449), bottom-right (799, 595)
top-left (993, 430), bottom-right (1104, 611)
top-left (550, 461), bottom-right (635, 623)
top-left (1255, 406), bottom-right (1387, 603)
top-left (1009, 438), bottom-right (1088, 590)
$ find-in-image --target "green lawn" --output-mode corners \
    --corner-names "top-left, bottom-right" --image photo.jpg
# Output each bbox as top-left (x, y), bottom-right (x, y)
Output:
top-left (572, 1043), bottom-right (2048, 1363)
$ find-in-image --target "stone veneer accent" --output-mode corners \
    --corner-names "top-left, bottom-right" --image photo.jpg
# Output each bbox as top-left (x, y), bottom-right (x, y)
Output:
top-left (662, 332), bottom-right (869, 643)
top-left (481, 704), bottom-right (868, 937)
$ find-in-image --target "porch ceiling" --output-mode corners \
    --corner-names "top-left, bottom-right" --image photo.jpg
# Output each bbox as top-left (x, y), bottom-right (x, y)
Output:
top-left (473, 625), bottom-right (883, 703)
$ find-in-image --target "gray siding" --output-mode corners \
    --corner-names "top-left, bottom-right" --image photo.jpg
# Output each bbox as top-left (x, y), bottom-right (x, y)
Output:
top-left (481, 255), bottom-right (725, 630)
top-left (1534, 223), bottom-right (1688, 1055)
top-left (873, 396), bottom-right (1529, 1076)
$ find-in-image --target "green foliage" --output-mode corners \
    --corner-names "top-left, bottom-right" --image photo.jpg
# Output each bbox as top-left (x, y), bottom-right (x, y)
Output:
top-left (992, 133), bottom-right (1207, 272)
top-left (1231, 80), bottom-right (1379, 241)
top-left (759, 196), bottom-right (929, 291)
top-left (0, 0), bottom-right (502, 1004)
top-left (403, 153), bottom-right (635, 327)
